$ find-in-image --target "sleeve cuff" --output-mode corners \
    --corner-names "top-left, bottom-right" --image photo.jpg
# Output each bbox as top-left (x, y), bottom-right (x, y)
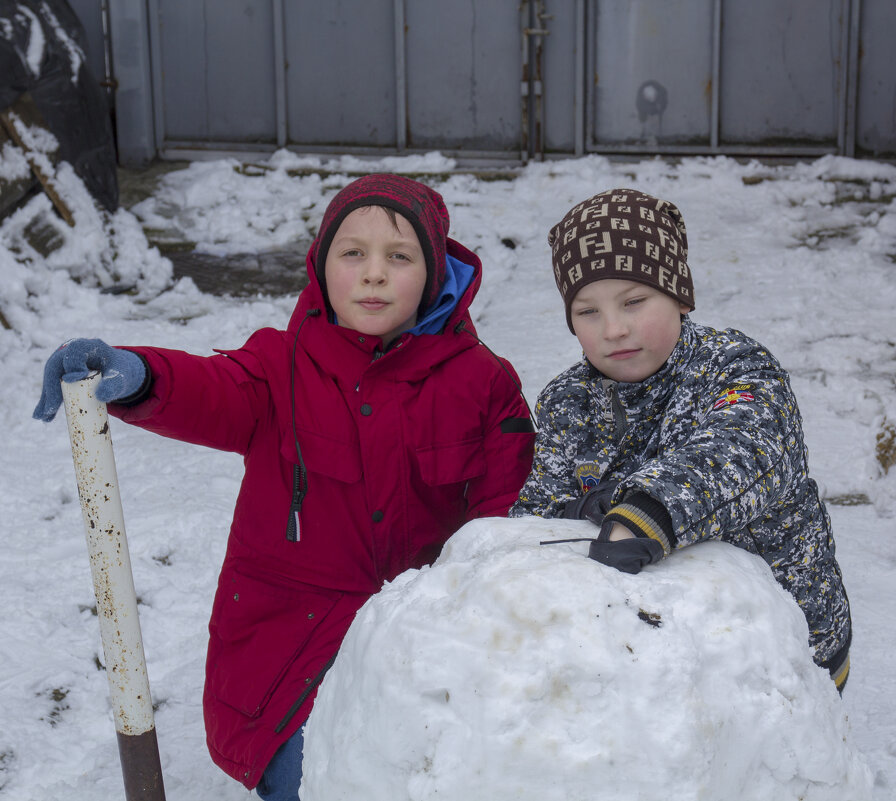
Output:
top-left (113, 352), bottom-right (154, 406)
top-left (600, 491), bottom-right (675, 555)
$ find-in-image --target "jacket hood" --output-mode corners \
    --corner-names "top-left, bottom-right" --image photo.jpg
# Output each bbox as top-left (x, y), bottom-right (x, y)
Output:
top-left (309, 174), bottom-right (452, 314)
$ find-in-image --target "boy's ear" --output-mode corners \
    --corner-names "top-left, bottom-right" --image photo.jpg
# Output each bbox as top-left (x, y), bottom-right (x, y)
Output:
top-left (678, 303), bottom-right (690, 316)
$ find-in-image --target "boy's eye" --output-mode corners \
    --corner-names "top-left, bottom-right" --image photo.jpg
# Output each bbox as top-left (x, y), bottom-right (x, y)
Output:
top-left (625, 296), bottom-right (646, 307)
top-left (575, 307), bottom-right (596, 316)
top-left (342, 248), bottom-right (363, 257)
top-left (391, 252), bottom-right (411, 261)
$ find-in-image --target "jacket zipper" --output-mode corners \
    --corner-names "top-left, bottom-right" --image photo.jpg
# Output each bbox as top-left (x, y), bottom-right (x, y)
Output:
top-left (355, 348), bottom-right (384, 392)
top-left (274, 651), bottom-right (339, 733)
top-left (601, 379), bottom-right (628, 442)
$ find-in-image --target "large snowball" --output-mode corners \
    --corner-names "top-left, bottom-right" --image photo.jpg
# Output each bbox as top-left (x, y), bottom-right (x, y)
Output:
top-left (301, 517), bottom-right (871, 801)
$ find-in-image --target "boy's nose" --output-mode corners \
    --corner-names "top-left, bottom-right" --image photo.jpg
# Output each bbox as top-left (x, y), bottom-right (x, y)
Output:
top-left (361, 259), bottom-right (387, 284)
top-left (602, 313), bottom-right (628, 339)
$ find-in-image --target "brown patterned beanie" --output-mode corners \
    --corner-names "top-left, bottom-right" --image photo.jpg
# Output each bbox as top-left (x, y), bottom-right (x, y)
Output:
top-left (548, 188), bottom-right (695, 333)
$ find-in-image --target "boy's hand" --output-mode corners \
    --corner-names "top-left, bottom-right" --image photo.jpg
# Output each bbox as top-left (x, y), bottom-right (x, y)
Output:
top-left (562, 481), bottom-right (618, 525)
top-left (584, 490), bottom-right (672, 573)
top-left (603, 522), bottom-right (636, 541)
top-left (33, 339), bottom-right (147, 422)
top-left (588, 536), bottom-right (664, 574)
top-left (587, 511), bottom-right (664, 574)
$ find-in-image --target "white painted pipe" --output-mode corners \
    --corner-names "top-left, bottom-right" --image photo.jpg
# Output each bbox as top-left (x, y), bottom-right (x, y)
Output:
top-left (62, 372), bottom-right (165, 800)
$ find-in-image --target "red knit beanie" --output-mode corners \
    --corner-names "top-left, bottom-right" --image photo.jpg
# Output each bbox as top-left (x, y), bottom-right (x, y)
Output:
top-left (311, 174), bottom-right (450, 314)
top-left (549, 188), bottom-right (695, 333)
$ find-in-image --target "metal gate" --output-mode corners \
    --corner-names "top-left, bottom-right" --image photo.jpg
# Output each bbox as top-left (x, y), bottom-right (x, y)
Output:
top-left (72, 0), bottom-right (896, 165)
top-left (585, 0), bottom-right (850, 156)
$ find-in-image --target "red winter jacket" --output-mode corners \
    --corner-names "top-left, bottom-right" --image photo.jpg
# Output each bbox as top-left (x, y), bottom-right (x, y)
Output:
top-left (109, 239), bottom-right (534, 788)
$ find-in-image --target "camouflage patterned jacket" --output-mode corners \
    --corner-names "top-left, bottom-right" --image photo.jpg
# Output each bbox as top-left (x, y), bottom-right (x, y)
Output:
top-left (510, 316), bottom-right (851, 673)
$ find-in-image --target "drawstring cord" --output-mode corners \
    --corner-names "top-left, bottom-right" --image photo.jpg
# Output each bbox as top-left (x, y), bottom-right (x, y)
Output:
top-left (286, 308), bottom-right (321, 542)
top-left (538, 537), bottom-right (597, 546)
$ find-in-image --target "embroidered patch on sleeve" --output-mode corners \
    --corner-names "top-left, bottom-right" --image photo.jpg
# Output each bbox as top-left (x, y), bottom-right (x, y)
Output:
top-left (712, 384), bottom-right (755, 411)
top-left (575, 463), bottom-right (602, 493)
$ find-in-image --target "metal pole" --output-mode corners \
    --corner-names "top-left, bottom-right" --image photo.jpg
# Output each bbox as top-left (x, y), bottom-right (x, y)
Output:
top-left (145, 0), bottom-right (165, 159)
top-left (62, 374), bottom-right (166, 801)
top-left (272, 0), bottom-right (288, 148)
top-left (531, 2), bottom-right (550, 162)
top-left (584, 0), bottom-right (596, 153)
top-left (710, 0), bottom-right (721, 150)
top-left (520, 0), bottom-right (531, 162)
top-left (844, 0), bottom-right (861, 157)
top-left (394, 0), bottom-right (407, 151)
top-left (574, 0), bottom-right (585, 156)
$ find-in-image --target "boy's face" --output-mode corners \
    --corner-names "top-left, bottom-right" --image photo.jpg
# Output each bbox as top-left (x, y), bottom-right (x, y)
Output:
top-left (324, 207), bottom-right (427, 346)
top-left (570, 279), bottom-right (689, 382)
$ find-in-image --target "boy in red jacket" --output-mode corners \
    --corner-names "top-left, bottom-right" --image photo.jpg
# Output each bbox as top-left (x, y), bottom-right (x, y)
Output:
top-left (34, 174), bottom-right (535, 800)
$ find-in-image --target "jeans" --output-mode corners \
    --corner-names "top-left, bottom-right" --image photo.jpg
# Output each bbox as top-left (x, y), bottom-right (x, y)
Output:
top-left (256, 727), bottom-right (304, 801)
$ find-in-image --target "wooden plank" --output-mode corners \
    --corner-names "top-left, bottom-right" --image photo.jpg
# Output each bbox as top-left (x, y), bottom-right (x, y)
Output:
top-left (0, 109), bottom-right (76, 227)
top-left (0, 120), bottom-right (40, 220)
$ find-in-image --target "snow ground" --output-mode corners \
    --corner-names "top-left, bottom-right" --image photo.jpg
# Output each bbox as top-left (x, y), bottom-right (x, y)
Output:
top-left (0, 147), bottom-right (894, 799)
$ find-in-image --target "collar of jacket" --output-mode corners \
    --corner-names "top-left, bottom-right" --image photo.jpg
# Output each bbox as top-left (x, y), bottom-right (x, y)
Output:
top-left (294, 300), bottom-right (480, 392)
top-left (587, 316), bottom-right (698, 415)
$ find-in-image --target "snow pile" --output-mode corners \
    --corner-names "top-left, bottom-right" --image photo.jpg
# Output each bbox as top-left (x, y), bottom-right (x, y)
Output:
top-left (128, 151), bottom-right (457, 258)
top-left (302, 517), bottom-right (872, 801)
top-left (868, 415), bottom-right (896, 517)
top-left (1, 120), bottom-right (172, 316)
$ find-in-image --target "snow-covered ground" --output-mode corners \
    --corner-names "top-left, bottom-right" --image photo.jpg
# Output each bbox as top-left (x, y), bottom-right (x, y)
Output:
top-left (1, 146), bottom-right (894, 800)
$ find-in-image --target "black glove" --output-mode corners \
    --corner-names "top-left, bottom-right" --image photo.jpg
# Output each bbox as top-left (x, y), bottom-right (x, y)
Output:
top-left (585, 490), bottom-right (673, 574)
top-left (588, 536), bottom-right (665, 574)
top-left (562, 481), bottom-right (618, 525)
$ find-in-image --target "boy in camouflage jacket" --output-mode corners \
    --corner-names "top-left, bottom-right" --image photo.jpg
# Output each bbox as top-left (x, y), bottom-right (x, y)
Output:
top-left (510, 188), bottom-right (851, 690)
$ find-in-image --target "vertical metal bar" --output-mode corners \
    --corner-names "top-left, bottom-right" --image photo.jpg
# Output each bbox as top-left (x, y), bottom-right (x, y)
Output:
top-left (532, 1), bottom-right (548, 161)
top-left (844, 0), bottom-right (861, 157)
top-left (585, 0), bottom-right (595, 151)
top-left (710, 0), bottom-right (722, 150)
top-left (520, 0), bottom-right (531, 162)
top-left (98, 0), bottom-right (115, 103)
top-left (574, 0), bottom-right (585, 156)
top-left (62, 374), bottom-right (165, 801)
top-left (145, 0), bottom-right (166, 157)
top-left (835, 0), bottom-right (848, 155)
top-left (272, 0), bottom-right (288, 148)
top-left (394, 0), bottom-right (407, 151)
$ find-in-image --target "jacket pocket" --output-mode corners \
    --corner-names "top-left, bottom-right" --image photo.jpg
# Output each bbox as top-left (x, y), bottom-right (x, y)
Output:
top-left (210, 570), bottom-right (341, 718)
top-left (279, 427), bottom-right (362, 483)
top-left (416, 436), bottom-right (487, 486)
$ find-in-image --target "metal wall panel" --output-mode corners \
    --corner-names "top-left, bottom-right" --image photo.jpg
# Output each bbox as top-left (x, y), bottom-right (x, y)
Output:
top-left (105, 0), bottom-right (155, 165)
top-left (590, 0), bottom-right (715, 147)
top-left (157, 0), bottom-right (277, 142)
top-left (404, 0), bottom-right (522, 152)
top-left (856, 0), bottom-right (896, 156)
top-left (284, 0), bottom-right (396, 147)
top-left (719, 0), bottom-right (846, 146)
top-left (542, 0), bottom-right (582, 154)
top-left (70, 0), bottom-right (896, 163)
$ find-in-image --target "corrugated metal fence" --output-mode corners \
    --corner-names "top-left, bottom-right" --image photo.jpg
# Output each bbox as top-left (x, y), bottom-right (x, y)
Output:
top-left (70, 0), bottom-right (895, 166)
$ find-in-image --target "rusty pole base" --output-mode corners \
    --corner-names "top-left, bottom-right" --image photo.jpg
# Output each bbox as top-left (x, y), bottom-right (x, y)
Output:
top-left (117, 727), bottom-right (166, 801)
